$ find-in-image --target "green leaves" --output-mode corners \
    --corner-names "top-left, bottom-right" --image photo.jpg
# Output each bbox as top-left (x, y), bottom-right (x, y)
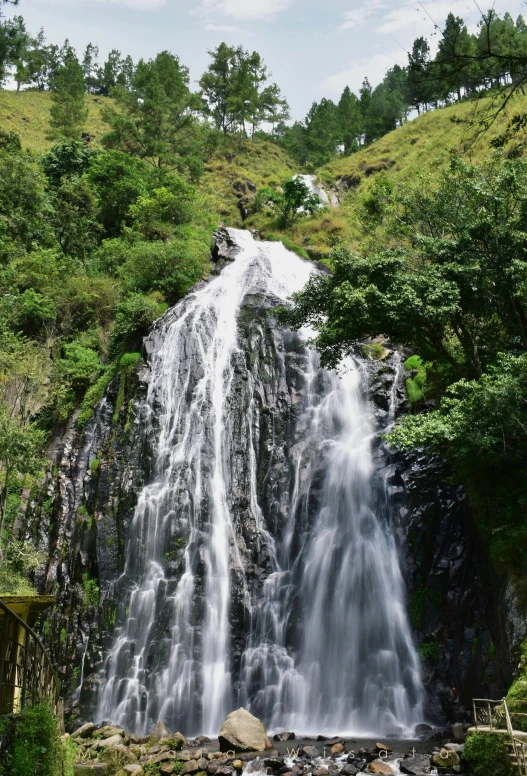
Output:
top-left (256, 177), bottom-right (321, 228)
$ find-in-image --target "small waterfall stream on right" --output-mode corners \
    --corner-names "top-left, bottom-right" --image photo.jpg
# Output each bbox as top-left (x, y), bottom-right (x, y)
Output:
top-left (241, 348), bottom-right (424, 736)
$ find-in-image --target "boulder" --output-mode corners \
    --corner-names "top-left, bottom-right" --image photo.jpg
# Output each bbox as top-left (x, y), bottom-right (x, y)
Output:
top-left (123, 767), bottom-right (144, 775)
top-left (431, 751), bottom-right (460, 768)
top-left (152, 722), bottom-right (171, 741)
top-left (99, 735), bottom-right (124, 748)
top-left (339, 766), bottom-right (359, 776)
top-left (103, 727), bottom-right (125, 739)
top-left (182, 759), bottom-right (199, 774)
top-left (232, 761), bottom-right (244, 771)
top-left (366, 763), bottom-right (394, 775)
top-left (273, 732), bottom-right (296, 742)
top-left (302, 746), bottom-right (320, 759)
top-left (151, 752), bottom-right (175, 764)
top-left (331, 744), bottom-right (344, 755)
top-left (75, 767), bottom-right (109, 775)
top-left (161, 766), bottom-right (175, 775)
top-left (375, 744), bottom-right (392, 754)
top-left (73, 723), bottom-right (96, 739)
top-left (451, 723), bottom-right (465, 743)
top-left (399, 755), bottom-right (431, 776)
top-left (218, 708), bottom-right (273, 753)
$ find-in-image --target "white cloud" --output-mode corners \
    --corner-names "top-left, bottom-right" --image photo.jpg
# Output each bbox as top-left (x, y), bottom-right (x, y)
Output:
top-left (319, 49), bottom-right (404, 95)
top-left (339, 1), bottom-right (387, 31)
top-left (205, 22), bottom-right (255, 35)
top-left (198, 0), bottom-right (293, 22)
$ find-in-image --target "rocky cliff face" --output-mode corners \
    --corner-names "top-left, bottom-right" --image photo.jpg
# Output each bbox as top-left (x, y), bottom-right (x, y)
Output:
top-left (369, 357), bottom-right (519, 724)
top-left (22, 232), bottom-right (523, 732)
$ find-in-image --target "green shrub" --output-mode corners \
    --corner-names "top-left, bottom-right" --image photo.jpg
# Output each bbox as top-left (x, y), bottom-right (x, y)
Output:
top-left (77, 366), bottom-right (115, 430)
top-left (418, 640), bottom-right (440, 663)
top-left (10, 700), bottom-right (64, 776)
top-left (462, 731), bottom-right (512, 776)
top-left (404, 354), bottom-right (428, 404)
top-left (361, 343), bottom-right (384, 360)
top-left (82, 572), bottom-right (100, 608)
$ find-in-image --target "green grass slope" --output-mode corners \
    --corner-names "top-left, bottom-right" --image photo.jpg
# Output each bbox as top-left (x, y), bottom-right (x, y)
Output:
top-left (280, 93), bottom-right (527, 256)
top-left (0, 90), bottom-right (112, 152)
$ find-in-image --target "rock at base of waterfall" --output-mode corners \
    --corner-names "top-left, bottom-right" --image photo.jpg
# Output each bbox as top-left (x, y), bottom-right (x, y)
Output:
top-left (218, 708), bottom-right (273, 752)
top-left (399, 753), bottom-right (432, 775)
top-left (451, 722), bottom-right (465, 742)
top-left (331, 743), bottom-right (344, 754)
top-left (302, 746), bottom-right (320, 758)
top-left (73, 723), bottom-right (96, 739)
top-left (339, 766), bottom-right (359, 776)
top-left (273, 732), bottom-right (296, 742)
top-left (366, 762), bottom-right (394, 775)
top-left (152, 722), bottom-right (172, 741)
top-left (431, 750), bottom-right (460, 767)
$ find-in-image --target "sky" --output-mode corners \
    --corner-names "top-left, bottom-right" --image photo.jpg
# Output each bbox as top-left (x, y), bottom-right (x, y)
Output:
top-left (5, 0), bottom-right (527, 119)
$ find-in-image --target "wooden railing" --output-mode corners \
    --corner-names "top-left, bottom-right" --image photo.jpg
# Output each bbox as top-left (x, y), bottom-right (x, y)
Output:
top-left (473, 697), bottom-right (527, 776)
top-left (0, 598), bottom-right (63, 727)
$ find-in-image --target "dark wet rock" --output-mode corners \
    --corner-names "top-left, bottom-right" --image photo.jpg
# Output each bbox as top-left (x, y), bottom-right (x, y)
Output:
top-left (274, 733), bottom-right (296, 742)
top-left (339, 766), bottom-right (359, 776)
top-left (399, 754), bottom-right (431, 775)
top-left (414, 725), bottom-right (433, 738)
top-left (213, 228), bottom-right (243, 263)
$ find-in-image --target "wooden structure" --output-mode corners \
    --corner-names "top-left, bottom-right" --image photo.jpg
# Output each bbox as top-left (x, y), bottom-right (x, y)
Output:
top-left (472, 697), bottom-right (527, 775)
top-left (0, 595), bottom-right (63, 726)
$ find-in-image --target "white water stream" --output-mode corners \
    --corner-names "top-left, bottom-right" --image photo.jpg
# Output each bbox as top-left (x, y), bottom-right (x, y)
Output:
top-left (96, 229), bottom-right (423, 737)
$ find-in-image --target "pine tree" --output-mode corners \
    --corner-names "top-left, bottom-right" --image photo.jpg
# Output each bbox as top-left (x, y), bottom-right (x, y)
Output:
top-left (49, 44), bottom-right (88, 139)
top-left (337, 86), bottom-right (362, 154)
top-left (82, 42), bottom-right (99, 93)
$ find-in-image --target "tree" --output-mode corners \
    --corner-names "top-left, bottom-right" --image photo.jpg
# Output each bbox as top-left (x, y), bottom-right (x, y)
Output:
top-left (304, 98), bottom-right (339, 165)
top-left (408, 37), bottom-right (436, 114)
top-left (199, 43), bottom-right (289, 137)
top-left (0, 4), bottom-right (26, 85)
top-left (86, 150), bottom-right (149, 237)
top-left (279, 155), bottom-right (527, 379)
top-left (95, 48), bottom-right (126, 96)
top-left (49, 44), bottom-right (88, 139)
top-left (434, 14), bottom-right (475, 101)
top-left (102, 51), bottom-right (203, 177)
top-left (337, 86), bottom-right (362, 154)
top-left (256, 177), bottom-right (320, 227)
top-left (82, 42), bottom-right (99, 93)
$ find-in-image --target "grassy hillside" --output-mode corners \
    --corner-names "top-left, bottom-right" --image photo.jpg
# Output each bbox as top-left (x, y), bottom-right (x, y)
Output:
top-left (200, 138), bottom-right (296, 227)
top-left (3, 88), bottom-right (527, 256)
top-left (269, 93), bottom-right (527, 257)
top-left (320, 93), bottom-right (527, 188)
top-left (0, 90), bottom-right (112, 152)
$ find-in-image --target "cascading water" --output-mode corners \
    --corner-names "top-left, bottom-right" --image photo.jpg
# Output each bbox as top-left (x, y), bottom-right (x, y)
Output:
top-left (96, 229), bottom-right (423, 737)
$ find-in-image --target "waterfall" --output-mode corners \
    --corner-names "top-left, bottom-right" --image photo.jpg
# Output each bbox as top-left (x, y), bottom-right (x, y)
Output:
top-left (96, 229), bottom-right (423, 737)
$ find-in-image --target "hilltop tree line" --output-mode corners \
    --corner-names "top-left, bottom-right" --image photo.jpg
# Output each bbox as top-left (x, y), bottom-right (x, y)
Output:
top-left (278, 9), bottom-right (527, 167)
top-left (0, 12), bottom-right (289, 148)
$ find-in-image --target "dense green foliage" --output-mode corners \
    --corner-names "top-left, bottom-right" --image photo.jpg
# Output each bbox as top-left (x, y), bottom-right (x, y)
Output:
top-left (0, 700), bottom-right (66, 776)
top-left (462, 732), bottom-right (512, 776)
top-left (256, 177), bottom-right (321, 227)
top-left (0, 127), bottom-right (213, 588)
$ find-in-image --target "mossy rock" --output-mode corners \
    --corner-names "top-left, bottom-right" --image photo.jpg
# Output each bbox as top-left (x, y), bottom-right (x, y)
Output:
top-left (432, 750), bottom-right (460, 767)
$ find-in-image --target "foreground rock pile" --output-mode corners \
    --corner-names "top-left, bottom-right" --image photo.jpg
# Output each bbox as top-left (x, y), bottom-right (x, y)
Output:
top-left (66, 719), bottom-right (468, 776)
